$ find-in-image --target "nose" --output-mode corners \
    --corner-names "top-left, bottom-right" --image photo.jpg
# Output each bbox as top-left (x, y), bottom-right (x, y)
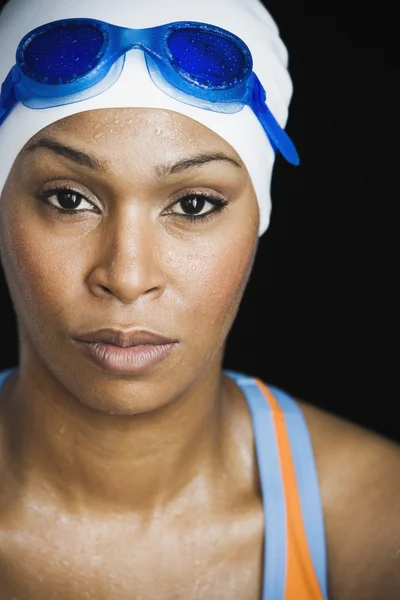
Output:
top-left (87, 214), bottom-right (166, 305)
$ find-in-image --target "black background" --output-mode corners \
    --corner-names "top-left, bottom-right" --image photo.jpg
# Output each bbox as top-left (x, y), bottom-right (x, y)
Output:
top-left (0, 0), bottom-right (396, 441)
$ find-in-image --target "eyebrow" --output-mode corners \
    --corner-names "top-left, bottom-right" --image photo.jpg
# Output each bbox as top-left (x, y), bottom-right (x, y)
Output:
top-left (23, 137), bottom-right (242, 177)
top-left (155, 152), bottom-right (242, 177)
top-left (24, 137), bottom-right (109, 173)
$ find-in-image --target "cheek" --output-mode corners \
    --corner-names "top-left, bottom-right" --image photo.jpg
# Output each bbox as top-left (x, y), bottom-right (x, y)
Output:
top-left (0, 207), bottom-right (82, 333)
top-left (170, 225), bottom-right (257, 345)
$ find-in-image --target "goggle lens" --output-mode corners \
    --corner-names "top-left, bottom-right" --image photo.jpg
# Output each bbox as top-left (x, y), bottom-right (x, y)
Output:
top-left (23, 23), bottom-right (104, 82)
top-left (167, 28), bottom-right (247, 87)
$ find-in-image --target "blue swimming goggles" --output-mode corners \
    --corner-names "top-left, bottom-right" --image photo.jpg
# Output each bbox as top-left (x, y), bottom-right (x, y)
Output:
top-left (0, 18), bottom-right (299, 165)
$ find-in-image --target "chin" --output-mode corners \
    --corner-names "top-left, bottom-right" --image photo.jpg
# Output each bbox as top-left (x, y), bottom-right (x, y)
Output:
top-left (72, 368), bottom-right (184, 416)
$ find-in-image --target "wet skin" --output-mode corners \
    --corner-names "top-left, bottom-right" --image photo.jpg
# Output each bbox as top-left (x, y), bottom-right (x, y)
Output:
top-left (0, 108), bottom-right (399, 600)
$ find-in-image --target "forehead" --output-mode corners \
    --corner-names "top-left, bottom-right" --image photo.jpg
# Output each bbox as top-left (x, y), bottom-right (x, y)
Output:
top-left (14, 108), bottom-right (248, 191)
top-left (28, 107), bottom-right (243, 165)
top-left (48, 108), bottom-right (226, 141)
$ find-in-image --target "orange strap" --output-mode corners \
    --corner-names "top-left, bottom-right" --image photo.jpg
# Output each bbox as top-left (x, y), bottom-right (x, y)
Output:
top-left (256, 379), bottom-right (325, 600)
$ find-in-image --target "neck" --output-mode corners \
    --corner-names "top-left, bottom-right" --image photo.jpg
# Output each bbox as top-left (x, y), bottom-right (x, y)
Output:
top-left (2, 357), bottom-right (233, 515)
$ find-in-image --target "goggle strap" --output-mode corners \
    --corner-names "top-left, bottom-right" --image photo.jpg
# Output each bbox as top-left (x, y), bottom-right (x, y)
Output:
top-left (262, 103), bottom-right (300, 166)
top-left (249, 74), bottom-right (299, 166)
top-left (0, 67), bottom-right (20, 126)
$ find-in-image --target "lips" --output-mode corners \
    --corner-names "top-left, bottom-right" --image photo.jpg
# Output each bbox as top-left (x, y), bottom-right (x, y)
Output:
top-left (75, 328), bottom-right (177, 348)
top-left (73, 328), bottom-right (178, 375)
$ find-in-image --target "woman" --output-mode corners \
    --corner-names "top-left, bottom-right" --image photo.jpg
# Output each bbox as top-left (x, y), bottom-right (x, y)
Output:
top-left (0, 0), bottom-right (398, 599)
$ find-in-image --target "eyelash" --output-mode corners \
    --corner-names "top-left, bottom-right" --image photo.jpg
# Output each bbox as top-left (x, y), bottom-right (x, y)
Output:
top-left (36, 185), bottom-right (228, 223)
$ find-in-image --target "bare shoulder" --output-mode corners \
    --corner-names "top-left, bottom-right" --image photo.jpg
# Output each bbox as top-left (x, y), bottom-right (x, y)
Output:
top-left (296, 399), bottom-right (400, 600)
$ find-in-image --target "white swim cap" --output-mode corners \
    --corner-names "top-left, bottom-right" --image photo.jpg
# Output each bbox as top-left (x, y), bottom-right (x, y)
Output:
top-left (0, 0), bottom-right (294, 235)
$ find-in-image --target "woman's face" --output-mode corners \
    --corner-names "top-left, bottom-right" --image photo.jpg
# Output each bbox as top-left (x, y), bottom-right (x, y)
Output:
top-left (0, 108), bottom-right (259, 414)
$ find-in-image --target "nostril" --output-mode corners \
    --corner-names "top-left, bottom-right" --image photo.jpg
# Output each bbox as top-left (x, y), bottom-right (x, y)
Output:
top-left (145, 286), bottom-right (160, 295)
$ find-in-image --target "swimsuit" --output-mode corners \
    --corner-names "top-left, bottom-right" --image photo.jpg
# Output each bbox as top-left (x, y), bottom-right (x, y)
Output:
top-left (0, 367), bottom-right (328, 599)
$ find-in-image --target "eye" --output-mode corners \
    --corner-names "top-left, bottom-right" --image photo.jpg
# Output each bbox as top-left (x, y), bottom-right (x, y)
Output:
top-left (170, 192), bottom-right (228, 220)
top-left (37, 186), bottom-right (98, 214)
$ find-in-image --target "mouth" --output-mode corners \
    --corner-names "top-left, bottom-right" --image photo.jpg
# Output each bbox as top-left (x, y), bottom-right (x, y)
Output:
top-left (73, 328), bottom-right (178, 375)
top-left (75, 328), bottom-right (177, 348)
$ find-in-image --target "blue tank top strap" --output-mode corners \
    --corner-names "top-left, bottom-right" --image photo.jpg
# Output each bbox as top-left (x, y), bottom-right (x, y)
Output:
top-left (225, 369), bottom-right (287, 600)
top-left (0, 367), bottom-right (16, 392)
top-left (268, 384), bottom-right (328, 600)
top-left (225, 369), bottom-right (328, 600)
